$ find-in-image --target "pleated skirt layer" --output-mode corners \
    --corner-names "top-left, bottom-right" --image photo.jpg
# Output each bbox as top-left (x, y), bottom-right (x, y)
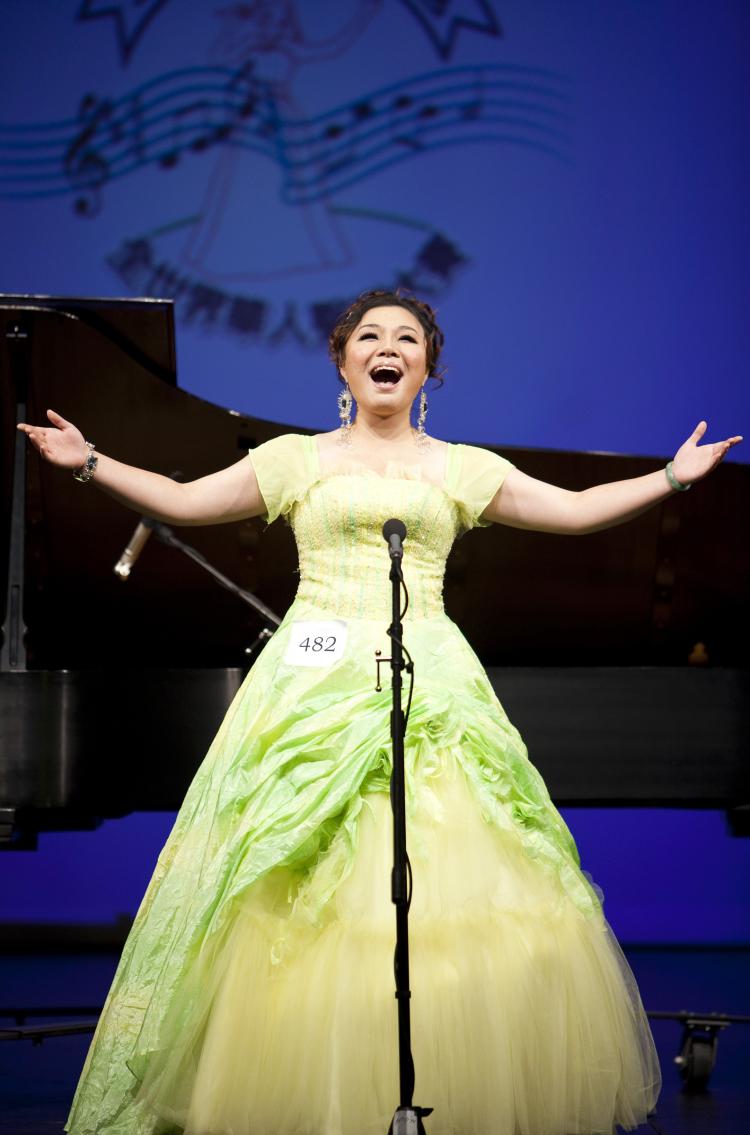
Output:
top-left (136, 754), bottom-right (660, 1135)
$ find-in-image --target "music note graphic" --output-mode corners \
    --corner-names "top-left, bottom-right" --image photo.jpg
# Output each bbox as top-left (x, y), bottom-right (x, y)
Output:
top-left (158, 100), bottom-right (223, 169)
top-left (389, 93), bottom-right (424, 153)
top-left (110, 93), bottom-right (147, 163)
top-left (224, 61), bottom-right (259, 126)
top-left (460, 70), bottom-right (485, 121)
top-left (63, 94), bottom-right (114, 216)
top-left (317, 98), bottom-right (376, 182)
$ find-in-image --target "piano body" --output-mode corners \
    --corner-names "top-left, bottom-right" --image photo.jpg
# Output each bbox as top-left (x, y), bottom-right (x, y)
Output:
top-left (1, 296), bottom-right (748, 847)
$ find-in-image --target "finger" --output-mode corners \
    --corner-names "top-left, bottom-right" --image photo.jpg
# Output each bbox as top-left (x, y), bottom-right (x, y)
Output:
top-left (18, 427), bottom-right (43, 449)
top-left (46, 408), bottom-right (70, 428)
top-left (713, 438), bottom-right (742, 459)
top-left (691, 420), bottom-right (707, 441)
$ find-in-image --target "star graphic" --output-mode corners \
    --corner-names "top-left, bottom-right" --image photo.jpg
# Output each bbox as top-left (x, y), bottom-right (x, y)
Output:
top-left (397, 0), bottom-right (502, 60)
top-left (76, 0), bottom-right (171, 66)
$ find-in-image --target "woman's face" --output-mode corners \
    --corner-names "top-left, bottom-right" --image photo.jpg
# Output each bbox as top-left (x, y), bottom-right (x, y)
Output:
top-left (339, 305), bottom-right (428, 420)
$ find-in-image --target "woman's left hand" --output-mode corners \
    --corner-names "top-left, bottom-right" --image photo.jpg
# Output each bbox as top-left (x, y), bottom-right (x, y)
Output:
top-left (671, 421), bottom-right (743, 486)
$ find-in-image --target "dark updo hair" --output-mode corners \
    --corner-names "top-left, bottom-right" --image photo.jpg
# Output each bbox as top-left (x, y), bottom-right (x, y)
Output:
top-left (328, 289), bottom-right (445, 384)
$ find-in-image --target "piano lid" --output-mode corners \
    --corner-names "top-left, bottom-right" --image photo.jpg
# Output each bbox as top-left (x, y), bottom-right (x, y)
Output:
top-left (1, 293), bottom-right (748, 669)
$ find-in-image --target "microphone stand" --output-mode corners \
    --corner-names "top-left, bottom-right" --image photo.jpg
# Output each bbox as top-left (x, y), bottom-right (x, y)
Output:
top-left (150, 521), bottom-right (281, 658)
top-left (378, 526), bottom-right (432, 1135)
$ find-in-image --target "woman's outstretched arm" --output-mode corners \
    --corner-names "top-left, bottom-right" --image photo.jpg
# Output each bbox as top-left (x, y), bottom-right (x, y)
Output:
top-left (482, 421), bottom-right (743, 534)
top-left (17, 409), bottom-right (266, 525)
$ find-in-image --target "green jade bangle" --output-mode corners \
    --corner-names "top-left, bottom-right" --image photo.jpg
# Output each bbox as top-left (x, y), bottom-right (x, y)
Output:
top-left (665, 460), bottom-right (691, 492)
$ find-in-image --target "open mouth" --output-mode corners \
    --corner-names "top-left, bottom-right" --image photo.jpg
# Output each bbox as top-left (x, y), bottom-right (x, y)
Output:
top-left (370, 366), bottom-right (402, 385)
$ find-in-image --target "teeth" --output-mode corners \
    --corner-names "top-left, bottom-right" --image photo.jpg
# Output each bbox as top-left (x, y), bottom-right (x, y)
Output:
top-left (371, 366), bottom-right (402, 383)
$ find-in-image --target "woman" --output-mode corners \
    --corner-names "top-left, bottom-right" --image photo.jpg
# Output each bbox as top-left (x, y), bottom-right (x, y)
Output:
top-left (19, 290), bottom-right (742, 1135)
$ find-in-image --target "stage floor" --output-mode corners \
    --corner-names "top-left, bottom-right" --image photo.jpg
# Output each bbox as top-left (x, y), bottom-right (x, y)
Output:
top-left (1, 945), bottom-right (748, 1134)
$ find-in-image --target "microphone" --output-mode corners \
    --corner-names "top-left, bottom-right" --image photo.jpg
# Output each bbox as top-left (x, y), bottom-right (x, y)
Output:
top-left (114, 516), bottom-right (156, 580)
top-left (114, 471), bottom-right (182, 580)
top-left (382, 518), bottom-right (407, 561)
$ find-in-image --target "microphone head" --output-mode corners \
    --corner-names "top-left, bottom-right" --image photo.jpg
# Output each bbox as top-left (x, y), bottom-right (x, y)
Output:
top-left (382, 518), bottom-right (406, 542)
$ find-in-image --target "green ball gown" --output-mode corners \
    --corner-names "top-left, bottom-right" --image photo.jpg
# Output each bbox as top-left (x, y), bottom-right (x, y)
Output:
top-left (66, 434), bottom-right (660, 1135)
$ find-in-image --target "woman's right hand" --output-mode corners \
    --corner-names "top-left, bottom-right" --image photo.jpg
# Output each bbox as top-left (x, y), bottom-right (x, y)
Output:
top-left (17, 409), bottom-right (89, 470)
top-left (17, 407), bottom-right (267, 525)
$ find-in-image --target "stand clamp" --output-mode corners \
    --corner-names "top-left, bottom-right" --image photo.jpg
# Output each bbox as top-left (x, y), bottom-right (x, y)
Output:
top-left (389, 1105), bottom-right (434, 1135)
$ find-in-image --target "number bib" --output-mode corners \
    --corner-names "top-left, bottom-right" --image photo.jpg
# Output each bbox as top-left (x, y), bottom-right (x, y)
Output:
top-left (284, 620), bottom-right (348, 668)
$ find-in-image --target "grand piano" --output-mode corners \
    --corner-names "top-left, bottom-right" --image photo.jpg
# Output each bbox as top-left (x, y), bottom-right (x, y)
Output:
top-left (1, 295), bottom-right (748, 848)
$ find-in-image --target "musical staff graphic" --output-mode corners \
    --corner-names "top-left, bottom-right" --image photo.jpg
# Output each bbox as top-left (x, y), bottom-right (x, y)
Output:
top-left (0, 64), bottom-right (570, 215)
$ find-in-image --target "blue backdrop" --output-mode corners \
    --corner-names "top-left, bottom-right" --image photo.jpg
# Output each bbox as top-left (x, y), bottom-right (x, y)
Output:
top-left (1, 1), bottom-right (748, 942)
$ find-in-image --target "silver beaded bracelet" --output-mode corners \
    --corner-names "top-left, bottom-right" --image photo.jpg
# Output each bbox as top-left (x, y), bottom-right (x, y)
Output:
top-left (665, 460), bottom-right (691, 492)
top-left (73, 441), bottom-right (98, 483)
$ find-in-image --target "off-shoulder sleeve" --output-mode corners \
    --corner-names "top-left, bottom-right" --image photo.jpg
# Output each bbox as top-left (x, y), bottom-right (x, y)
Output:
top-left (447, 443), bottom-right (515, 532)
top-left (246, 434), bottom-right (316, 524)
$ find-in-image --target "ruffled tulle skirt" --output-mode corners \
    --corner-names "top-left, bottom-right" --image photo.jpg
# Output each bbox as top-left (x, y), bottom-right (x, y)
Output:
top-left (134, 752), bottom-right (660, 1135)
top-left (65, 613), bottom-right (661, 1134)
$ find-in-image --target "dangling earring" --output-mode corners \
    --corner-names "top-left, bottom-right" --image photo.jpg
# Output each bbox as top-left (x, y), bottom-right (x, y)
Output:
top-left (415, 385), bottom-right (429, 447)
top-left (338, 384), bottom-right (353, 444)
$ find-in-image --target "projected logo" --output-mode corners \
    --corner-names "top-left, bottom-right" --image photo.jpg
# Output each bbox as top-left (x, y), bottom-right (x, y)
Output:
top-left (3, 2), bottom-right (568, 349)
top-left (75, 1), bottom-right (502, 67)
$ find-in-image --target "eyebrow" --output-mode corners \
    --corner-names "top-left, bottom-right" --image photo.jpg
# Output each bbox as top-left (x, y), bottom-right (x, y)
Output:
top-left (358, 322), bottom-right (421, 334)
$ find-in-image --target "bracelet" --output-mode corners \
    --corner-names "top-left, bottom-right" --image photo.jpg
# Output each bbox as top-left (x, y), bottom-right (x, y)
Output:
top-left (73, 441), bottom-right (98, 483)
top-left (665, 460), bottom-right (691, 492)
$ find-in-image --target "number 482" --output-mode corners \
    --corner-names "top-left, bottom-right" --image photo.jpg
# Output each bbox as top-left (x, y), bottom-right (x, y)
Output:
top-left (298, 635), bottom-right (336, 653)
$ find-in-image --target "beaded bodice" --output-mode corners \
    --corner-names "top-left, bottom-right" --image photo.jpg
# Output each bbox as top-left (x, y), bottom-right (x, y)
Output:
top-left (247, 433), bottom-right (513, 623)
top-left (289, 470), bottom-right (460, 621)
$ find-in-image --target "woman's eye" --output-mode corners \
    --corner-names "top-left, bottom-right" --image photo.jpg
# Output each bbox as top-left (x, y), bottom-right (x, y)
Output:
top-left (401, 335), bottom-right (417, 343)
top-left (359, 332), bottom-right (377, 340)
